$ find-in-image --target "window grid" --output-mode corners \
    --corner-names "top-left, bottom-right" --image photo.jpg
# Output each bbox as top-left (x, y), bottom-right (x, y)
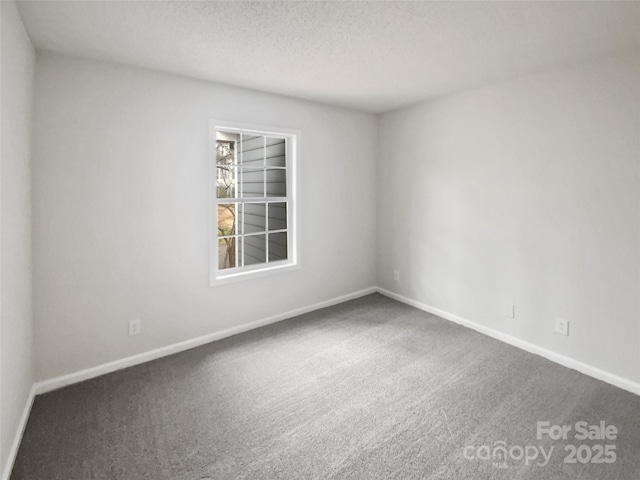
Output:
top-left (215, 130), bottom-right (291, 273)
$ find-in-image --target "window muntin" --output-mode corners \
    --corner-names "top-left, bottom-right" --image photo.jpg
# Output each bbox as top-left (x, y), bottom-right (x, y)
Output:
top-left (211, 122), bottom-right (297, 283)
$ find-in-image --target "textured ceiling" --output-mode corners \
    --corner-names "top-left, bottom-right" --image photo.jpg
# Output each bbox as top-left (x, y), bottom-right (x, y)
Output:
top-left (16, 1), bottom-right (640, 113)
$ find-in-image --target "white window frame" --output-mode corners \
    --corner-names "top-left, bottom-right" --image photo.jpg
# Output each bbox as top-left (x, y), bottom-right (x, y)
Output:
top-left (209, 120), bottom-right (300, 285)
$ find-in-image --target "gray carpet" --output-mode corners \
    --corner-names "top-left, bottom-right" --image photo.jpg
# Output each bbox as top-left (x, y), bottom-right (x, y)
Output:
top-left (11, 294), bottom-right (640, 479)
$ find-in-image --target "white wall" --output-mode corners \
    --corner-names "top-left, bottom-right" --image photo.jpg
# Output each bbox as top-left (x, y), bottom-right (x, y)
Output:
top-left (24, 32), bottom-right (640, 396)
top-left (378, 55), bottom-right (640, 384)
top-left (32, 53), bottom-right (377, 381)
top-left (0, 1), bottom-right (35, 474)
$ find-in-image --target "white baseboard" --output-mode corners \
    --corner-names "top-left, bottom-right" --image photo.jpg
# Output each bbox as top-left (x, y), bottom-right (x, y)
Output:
top-left (2, 384), bottom-right (36, 480)
top-left (376, 287), bottom-right (640, 397)
top-left (33, 286), bottom-right (377, 395)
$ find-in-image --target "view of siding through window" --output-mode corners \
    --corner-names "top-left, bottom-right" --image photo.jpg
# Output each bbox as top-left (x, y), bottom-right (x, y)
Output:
top-left (216, 131), bottom-right (288, 270)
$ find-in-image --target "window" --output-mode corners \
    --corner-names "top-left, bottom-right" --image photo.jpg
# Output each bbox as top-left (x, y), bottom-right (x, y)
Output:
top-left (210, 120), bottom-right (299, 284)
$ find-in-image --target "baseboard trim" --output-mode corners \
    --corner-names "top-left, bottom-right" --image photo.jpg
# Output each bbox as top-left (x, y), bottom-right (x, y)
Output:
top-left (377, 287), bottom-right (640, 397)
top-left (33, 286), bottom-right (377, 396)
top-left (2, 384), bottom-right (36, 480)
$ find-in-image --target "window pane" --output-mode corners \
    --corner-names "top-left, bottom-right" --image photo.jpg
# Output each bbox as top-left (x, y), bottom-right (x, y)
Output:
top-left (217, 204), bottom-right (237, 236)
top-left (218, 237), bottom-right (238, 270)
top-left (266, 137), bottom-right (286, 167)
top-left (243, 234), bottom-right (266, 266)
top-left (268, 232), bottom-right (288, 262)
top-left (216, 134), bottom-right (237, 165)
top-left (268, 202), bottom-right (287, 231)
top-left (241, 168), bottom-right (264, 197)
top-left (216, 165), bottom-right (236, 198)
top-left (240, 135), bottom-right (264, 167)
top-left (266, 168), bottom-right (286, 197)
top-left (243, 203), bottom-right (266, 234)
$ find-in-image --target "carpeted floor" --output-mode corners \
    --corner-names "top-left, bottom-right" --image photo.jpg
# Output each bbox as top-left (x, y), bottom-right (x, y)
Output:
top-left (11, 294), bottom-right (640, 479)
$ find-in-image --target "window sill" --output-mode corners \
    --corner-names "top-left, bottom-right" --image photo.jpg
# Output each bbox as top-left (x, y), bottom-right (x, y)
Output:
top-left (210, 261), bottom-right (300, 286)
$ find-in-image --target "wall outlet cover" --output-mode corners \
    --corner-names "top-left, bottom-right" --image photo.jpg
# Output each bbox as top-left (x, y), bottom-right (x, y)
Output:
top-left (555, 318), bottom-right (569, 336)
top-left (129, 319), bottom-right (141, 336)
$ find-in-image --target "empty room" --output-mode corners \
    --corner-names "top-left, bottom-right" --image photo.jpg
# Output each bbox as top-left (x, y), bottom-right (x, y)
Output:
top-left (1, 1), bottom-right (639, 479)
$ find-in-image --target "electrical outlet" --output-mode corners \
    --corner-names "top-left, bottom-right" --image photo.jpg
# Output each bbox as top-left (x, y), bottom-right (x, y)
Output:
top-left (503, 303), bottom-right (515, 318)
top-left (555, 318), bottom-right (569, 336)
top-left (129, 319), bottom-right (141, 336)
top-left (393, 270), bottom-right (400, 281)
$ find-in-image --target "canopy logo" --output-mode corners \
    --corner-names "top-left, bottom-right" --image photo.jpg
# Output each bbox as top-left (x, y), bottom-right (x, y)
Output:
top-left (463, 442), bottom-right (553, 469)
top-left (463, 420), bottom-right (618, 468)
